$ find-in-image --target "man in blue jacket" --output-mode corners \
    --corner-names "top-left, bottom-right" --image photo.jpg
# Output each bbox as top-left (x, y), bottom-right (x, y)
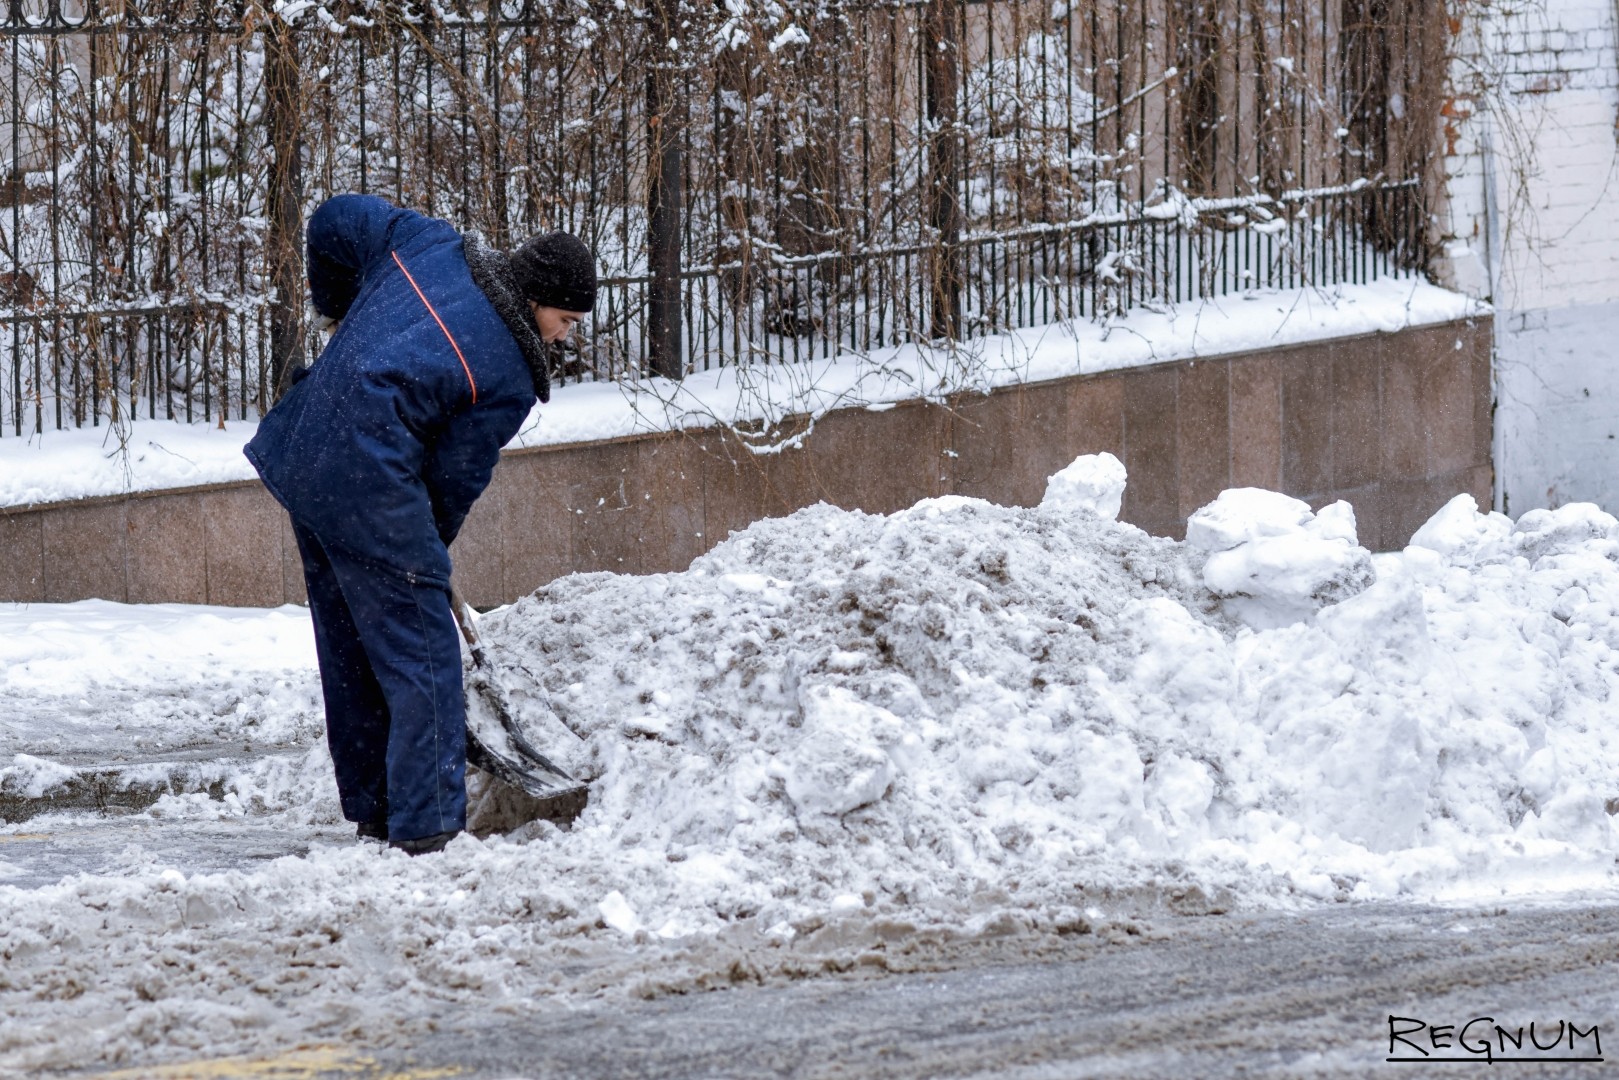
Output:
top-left (245, 194), bottom-right (596, 854)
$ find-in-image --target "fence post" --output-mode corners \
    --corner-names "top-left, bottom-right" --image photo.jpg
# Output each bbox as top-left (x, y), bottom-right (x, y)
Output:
top-left (645, 0), bottom-right (684, 380)
top-left (924, 0), bottom-right (963, 341)
top-left (265, 21), bottom-right (305, 402)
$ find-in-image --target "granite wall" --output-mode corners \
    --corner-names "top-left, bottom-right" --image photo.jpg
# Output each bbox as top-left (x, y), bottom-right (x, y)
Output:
top-left (0, 317), bottom-right (1493, 607)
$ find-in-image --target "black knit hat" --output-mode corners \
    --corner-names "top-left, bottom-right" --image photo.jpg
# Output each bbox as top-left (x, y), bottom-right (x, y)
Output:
top-left (509, 231), bottom-right (597, 313)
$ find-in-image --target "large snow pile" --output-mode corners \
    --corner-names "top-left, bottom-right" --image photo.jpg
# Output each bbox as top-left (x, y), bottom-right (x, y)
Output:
top-left (3, 455), bottom-right (1619, 1069)
top-left (483, 461), bottom-right (1619, 925)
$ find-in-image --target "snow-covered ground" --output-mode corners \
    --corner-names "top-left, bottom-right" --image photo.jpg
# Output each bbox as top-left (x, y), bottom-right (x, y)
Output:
top-left (2, 453), bottom-right (1616, 1071)
top-left (0, 276), bottom-right (1480, 508)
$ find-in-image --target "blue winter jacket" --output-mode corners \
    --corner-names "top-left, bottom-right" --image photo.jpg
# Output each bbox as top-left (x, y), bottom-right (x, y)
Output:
top-left (246, 194), bottom-right (537, 586)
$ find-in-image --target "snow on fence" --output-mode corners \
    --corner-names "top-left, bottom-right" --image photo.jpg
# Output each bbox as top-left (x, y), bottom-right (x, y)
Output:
top-left (0, 0), bottom-right (1442, 437)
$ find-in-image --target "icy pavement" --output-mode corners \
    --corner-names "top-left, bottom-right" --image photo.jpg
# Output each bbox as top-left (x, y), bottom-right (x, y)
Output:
top-left (0, 818), bottom-right (333, 890)
top-left (4, 456), bottom-right (1619, 1072)
top-left (280, 900), bottom-right (1619, 1079)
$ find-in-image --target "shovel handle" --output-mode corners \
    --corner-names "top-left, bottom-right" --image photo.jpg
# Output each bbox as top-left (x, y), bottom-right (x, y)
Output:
top-left (448, 583), bottom-right (487, 662)
top-left (447, 581), bottom-right (586, 749)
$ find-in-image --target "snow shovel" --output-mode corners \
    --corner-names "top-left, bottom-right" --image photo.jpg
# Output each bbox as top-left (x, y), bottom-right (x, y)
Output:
top-left (449, 585), bottom-right (588, 821)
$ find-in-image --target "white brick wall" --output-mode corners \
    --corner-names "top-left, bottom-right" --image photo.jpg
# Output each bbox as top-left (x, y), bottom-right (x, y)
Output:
top-left (1439, 0), bottom-right (1619, 312)
top-left (1435, 0), bottom-right (1619, 514)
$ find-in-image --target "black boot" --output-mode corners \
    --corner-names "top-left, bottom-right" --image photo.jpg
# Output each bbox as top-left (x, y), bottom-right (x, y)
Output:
top-left (355, 820), bottom-right (388, 843)
top-left (389, 829), bottom-right (460, 856)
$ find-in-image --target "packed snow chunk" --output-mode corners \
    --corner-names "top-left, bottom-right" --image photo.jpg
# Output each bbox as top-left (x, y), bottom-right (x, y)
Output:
top-left (1, 753), bottom-right (77, 799)
top-left (1265, 674), bottom-right (1437, 852)
top-left (1408, 493), bottom-right (1513, 563)
top-left (1512, 503), bottom-right (1619, 564)
top-left (1183, 488), bottom-right (1315, 551)
top-left (1316, 561), bottom-right (1434, 675)
top-left (1412, 497), bottom-right (1619, 568)
top-left (1188, 490), bottom-right (1374, 628)
top-left (894, 494), bottom-right (995, 522)
top-left (1040, 452), bottom-right (1127, 520)
top-left (598, 890), bottom-right (640, 935)
top-left (1519, 785), bottom-right (1618, 849)
top-left (775, 685), bottom-right (902, 816)
top-left (1142, 753), bottom-right (1216, 839)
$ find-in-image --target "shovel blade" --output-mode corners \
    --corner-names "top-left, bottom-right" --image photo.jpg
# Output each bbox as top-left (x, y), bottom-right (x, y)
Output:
top-left (466, 727), bottom-right (588, 823)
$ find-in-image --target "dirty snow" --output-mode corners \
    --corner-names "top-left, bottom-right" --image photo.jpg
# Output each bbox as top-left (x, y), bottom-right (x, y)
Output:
top-left (0, 600), bottom-right (321, 761)
top-left (4, 456), bottom-right (1618, 1071)
top-left (0, 276), bottom-right (1481, 508)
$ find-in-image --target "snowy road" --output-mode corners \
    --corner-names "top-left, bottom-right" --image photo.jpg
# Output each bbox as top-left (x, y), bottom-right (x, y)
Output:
top-left (376, 901), bottom-right (1619, 1079)
top-left (63, 900), bottom-right (1619, 1079)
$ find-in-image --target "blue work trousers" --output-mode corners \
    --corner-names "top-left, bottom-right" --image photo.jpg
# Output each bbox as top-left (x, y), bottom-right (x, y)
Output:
top-left (292, 522), bottom-right (466, 841)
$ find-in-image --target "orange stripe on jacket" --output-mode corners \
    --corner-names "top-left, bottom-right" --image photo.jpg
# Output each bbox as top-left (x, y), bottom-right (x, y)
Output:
top-left (391, 250), bottom-right (477, 404)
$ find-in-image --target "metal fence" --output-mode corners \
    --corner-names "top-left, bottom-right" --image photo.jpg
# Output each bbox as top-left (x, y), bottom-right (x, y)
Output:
top-left (1, 0), bottom-right (1442, 436)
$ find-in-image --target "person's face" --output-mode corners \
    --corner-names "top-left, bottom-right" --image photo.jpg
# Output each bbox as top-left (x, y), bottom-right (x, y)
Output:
top-left (530, 302), bottom-right (586, 344)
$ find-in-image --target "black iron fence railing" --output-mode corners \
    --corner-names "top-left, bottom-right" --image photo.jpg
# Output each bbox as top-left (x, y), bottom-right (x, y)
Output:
top-left (1, 0), bottom-right (1441, 437)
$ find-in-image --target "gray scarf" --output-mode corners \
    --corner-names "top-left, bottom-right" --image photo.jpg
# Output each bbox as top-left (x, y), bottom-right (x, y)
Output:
top-left (464, 233), bottom-right (551, 404)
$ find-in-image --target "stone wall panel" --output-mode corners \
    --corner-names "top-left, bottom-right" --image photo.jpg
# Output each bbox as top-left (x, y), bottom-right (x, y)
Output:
top-left (12, 319), bottom-right (1494, 605)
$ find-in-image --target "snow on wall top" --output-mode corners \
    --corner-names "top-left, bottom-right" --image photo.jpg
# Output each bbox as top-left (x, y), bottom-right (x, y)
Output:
top-left (0, 277), bottom-right (1482, 510)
